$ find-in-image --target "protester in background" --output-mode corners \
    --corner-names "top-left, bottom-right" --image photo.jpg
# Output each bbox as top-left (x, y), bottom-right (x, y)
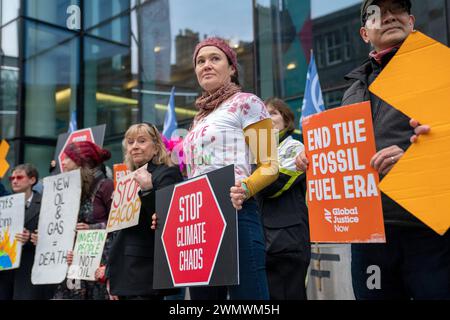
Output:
top-left (51, 141), bottom-right (113, 300)
top-left (0, 164), bottom-right (55, 300)
top-left (48, 160), bottom-right (57, 175)
top-left (106, 123), bottom-right (183, 300)
top-left (296, 0), bottom-right (448, 300)
top-left (155, 37), bottom-right (278, 300)
top-left (256, 98), bottom-right (310, 300)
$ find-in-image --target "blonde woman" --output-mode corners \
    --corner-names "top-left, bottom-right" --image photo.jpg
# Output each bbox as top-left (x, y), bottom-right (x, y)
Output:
top-left (106, 123), bottom-right (183, 300)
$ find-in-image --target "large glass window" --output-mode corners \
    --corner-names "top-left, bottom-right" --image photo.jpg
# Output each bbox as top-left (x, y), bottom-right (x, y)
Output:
top-left (84, 36), bottom-right (134, 137)
top-left (312, 1), bottom-right (363, 115)
top-left (255, 0), bottom-right (311, 128)
top-left (0, 0), bottom-right (20, 162)
top-left (1, 17), bottom-right (19, 141)
top-left (255, 0), bottom-right (311, 109)
top-left (1, 0), bottom-right (20, 26)
top-left (85, 0), bottom-right (130, 45)
top-left (24, 0), bottom-right (80, 27)
top-left (0, 66), bottom-right (18, 139)
top-left (103, 140), bottom-right (124, 168)
top-left (324, 30), bottom-right (342, 66)
top-left (136, 0), bottom-right (255, 129)
top-left (84, 0), bottom-right (130, 30)
top-left (1, 21), bottom-right (19, 58)
top-left (24, 144), bottom-right (55, 181)
top-left (24, 21), bottom-right (79, 138)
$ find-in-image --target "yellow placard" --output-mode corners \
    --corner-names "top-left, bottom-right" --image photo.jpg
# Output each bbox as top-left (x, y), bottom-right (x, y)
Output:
top-left (370, 31), bottom-right (450, 235)
top-left (0, 140), bottom-right (10, 178)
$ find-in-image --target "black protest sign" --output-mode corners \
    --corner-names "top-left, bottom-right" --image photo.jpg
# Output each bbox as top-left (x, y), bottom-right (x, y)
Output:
top-left (54, 124), bottom-right (106, 174)
top-left (154, 165), bottom-right (238, 289)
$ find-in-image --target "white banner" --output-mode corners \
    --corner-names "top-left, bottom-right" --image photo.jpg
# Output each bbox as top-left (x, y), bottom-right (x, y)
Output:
top-left (0, 193), bottom-right (25, 271)
top-left (67, 230), bottom-right (107, 281)
top-left (31, 170), bottom-right (81, 284)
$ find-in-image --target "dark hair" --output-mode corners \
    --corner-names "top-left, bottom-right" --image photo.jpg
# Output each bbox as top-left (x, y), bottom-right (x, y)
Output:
top-left (12, 164), bottom-right (39, 186)
top-left (264, 97), bottom-right (296, 135)
top-left (226, 57), bottom-right (240, 86)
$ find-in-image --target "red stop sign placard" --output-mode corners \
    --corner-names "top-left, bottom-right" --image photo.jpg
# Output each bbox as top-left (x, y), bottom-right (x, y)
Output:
top-left (58, 128), bottom-right (94, 172)
top-left (161, 175), bottom-right (227, 286)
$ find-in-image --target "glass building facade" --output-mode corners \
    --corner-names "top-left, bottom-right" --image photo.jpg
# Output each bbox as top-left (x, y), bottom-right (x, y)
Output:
top-left (1, 0), bottom-right (449, 181)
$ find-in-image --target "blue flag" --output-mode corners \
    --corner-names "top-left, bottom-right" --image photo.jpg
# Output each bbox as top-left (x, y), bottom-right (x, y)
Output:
top-left (68, 110), bottom-right (78, 133)
top-left (300, 54), bottom-right (325, 131)
top-left (163, 87), bottom-right (178, 139)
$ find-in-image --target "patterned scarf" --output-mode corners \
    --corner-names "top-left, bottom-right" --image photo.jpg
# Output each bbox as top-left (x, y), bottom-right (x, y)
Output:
top-left (369, 45), bottom-right (401, 64)
top-left (194, 82), bottom-right (241, 123)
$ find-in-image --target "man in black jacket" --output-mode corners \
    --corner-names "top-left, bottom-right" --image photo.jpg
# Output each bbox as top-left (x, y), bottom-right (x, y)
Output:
top-left (297, 0), bottom-right (449, 300)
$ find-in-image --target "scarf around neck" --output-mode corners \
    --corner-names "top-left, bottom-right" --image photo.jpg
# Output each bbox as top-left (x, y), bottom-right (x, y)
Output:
top-left (194, 82), bottom-right (241, 123)
top-left (369, 45), bottom-right (401, 65)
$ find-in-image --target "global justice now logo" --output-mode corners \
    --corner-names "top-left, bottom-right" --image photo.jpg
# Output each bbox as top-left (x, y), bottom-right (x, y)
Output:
top-left (324, 207), bottom-right (360, 233)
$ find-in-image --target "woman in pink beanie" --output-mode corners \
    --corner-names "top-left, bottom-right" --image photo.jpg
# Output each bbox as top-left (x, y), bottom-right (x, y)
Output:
top-left (184, 37), bottom-right (278, 300)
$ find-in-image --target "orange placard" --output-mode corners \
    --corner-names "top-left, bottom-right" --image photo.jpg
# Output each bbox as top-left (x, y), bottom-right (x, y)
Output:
top-left (370, 31), bottom-right (450, 235)
top-left (113, 164), bottom-right (130, 189)
top-left (302, 102), bottom-right (385, 243)
top-left (0, 139), bottom-right (10, 178)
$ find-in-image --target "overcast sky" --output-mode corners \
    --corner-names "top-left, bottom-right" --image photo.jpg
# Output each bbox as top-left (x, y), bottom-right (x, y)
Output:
top-left (312, 0), bottom-right (362, 18)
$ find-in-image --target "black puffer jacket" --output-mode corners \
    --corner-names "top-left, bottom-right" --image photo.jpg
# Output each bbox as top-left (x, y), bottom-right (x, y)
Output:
top-left (342, 50), bottom-right (424, 228)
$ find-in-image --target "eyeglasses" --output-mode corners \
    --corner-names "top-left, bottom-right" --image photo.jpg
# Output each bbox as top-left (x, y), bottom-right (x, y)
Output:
top-left (363, 1), bottom-right (409, 25)
top-left (9, 175), bottom-right (26, 182)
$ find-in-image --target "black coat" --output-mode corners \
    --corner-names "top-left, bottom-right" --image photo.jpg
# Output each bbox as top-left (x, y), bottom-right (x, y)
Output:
top-left (107, 162), bottom-right (183, 297)
top-left (342, 52), bottom-right (424, 227)
top-left (0, 182), bottom-right (9, 197)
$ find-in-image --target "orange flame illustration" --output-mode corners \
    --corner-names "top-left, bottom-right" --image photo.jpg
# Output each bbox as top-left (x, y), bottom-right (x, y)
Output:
top-left (0, 229), bottom-right (18, 266)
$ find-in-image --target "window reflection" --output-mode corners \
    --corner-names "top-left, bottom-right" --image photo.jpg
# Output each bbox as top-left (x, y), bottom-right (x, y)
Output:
top-left (0, 67), bottom-right (18, 139)
top-left (24, 144), bottom-right (54, 180)
top-left (1, 0), bottom-right (20, 25)
top-left (84, 36), bottom-right (135, 137)
top-left (84, 0), bottom-right (130, 29)
top-left (25, 0), bottom-right (80, 27)
top-left (255, 0), bottom-right (312, 126)
top-left (24, 22), bottom-right (79, 138)
top-left (1, 21), bottom-right (19, 58)
top-left (137, 0), bottom-right (255, 129)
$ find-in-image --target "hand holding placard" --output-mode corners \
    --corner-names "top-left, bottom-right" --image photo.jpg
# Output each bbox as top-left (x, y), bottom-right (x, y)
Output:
top-left (31, 170), bottom-right (81, 284)
top-left (67, 230), bottom-right (107, 281)
top-left (302, 102), bottom-right (385, 243)
top-left (369, 31), bottom-right (450, 235)
top-left (106, 165), bottom-right (148, 233)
